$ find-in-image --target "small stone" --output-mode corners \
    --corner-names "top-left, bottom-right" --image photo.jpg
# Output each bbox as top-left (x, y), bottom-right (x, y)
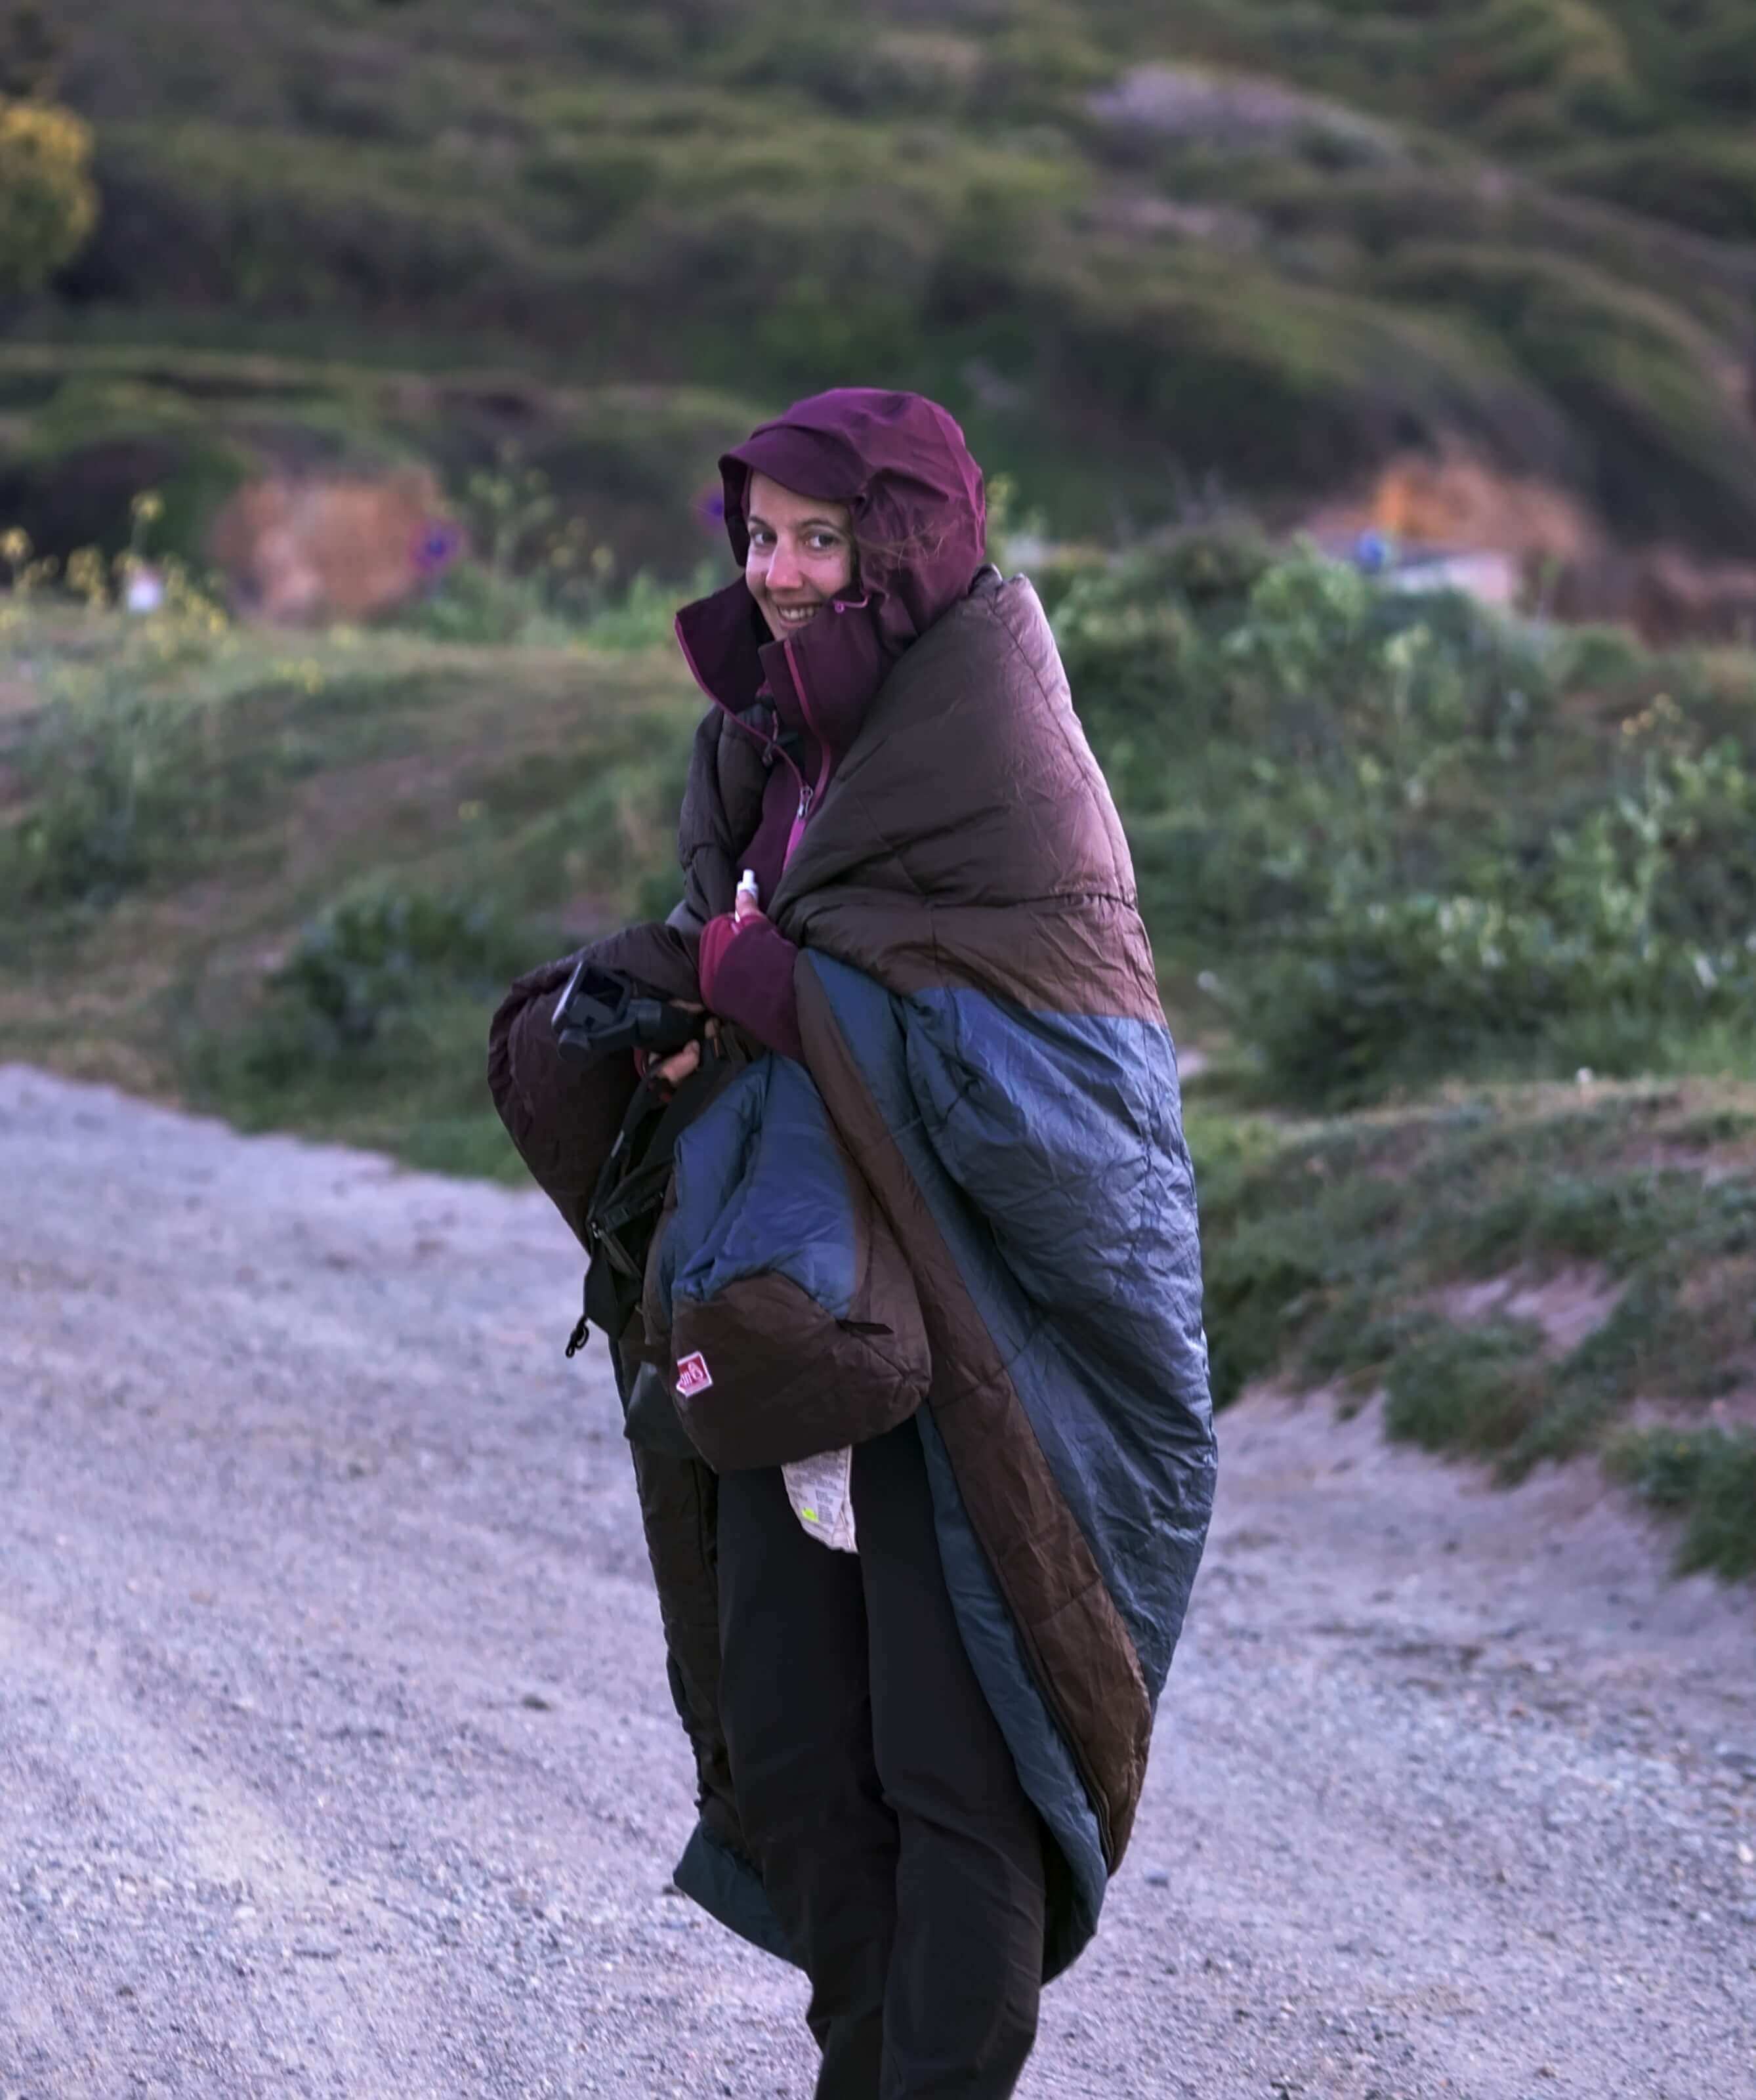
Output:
top-left (520, 1692), bottom-right (554, 1712)
top-left (293, 1934), bottom-right (341, 1959)
top-left (1143, 1866), bottom-right (1170, 1888)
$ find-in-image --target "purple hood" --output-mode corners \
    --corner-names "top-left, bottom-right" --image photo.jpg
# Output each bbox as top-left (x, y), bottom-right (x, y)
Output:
top-left (674, 388), bottom-right (988, 759)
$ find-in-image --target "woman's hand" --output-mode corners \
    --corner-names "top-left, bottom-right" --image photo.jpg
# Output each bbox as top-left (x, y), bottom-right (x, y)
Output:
top-left (650, 1007), bottom-right (716, 1090)
top-left (694, 902), bottom-right (805, 1064)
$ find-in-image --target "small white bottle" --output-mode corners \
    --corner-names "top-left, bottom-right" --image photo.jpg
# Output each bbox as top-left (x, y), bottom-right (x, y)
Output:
top-left (736, 867), bottom-right (761, 917)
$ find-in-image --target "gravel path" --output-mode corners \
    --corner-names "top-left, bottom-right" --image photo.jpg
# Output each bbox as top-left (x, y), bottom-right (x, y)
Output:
top-left (3, 1064), bottom-right (1753, 2099)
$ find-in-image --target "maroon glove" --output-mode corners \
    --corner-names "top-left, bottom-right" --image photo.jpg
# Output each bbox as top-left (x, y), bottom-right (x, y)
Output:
top-left (696, 910), bottom-right (805, 1062)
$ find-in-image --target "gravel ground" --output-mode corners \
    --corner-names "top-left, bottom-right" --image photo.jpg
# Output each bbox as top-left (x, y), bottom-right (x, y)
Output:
top-left (3, 1063), bottom-right (1753, 2099)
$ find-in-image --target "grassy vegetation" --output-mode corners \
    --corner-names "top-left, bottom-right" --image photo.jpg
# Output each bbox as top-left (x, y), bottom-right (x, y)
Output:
top-left (1052, 531), bottom-right (1756, 1108)
top-left (9, 7), bottom-right (1756, 1580)
top-left (0, 593), bottom-right (705, 1169)
top-left (1196, 1080), bottom-right (1756, 1547)
top-left (1606, 1425), bottom-right (1756, 1583)
top-left (4, 530), bottom-right (1753, 1573)
top-left (9, 0), bottom-right (1750, 568)
top-left (0, 342), bottom-right (768, 580)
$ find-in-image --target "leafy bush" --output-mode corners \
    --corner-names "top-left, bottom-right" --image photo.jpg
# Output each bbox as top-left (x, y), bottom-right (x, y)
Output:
top-left (1382, 1317), bottom-right (1549, 1454)
top-left (1549, 134), bottom-right (1756, 245)
top-left (404, 551), bottom-right (724, 652)
top-left (1192, 1080), bottom-right (1756, 1536)
top-left (1607, 1426), bottom-right (1756, 1581)
top-left (1239, 742), bottom-right (1756, 1104)
top-left (1, 686), bottom-right (226, 906)
top-left (0, 98), bottom-right (98, 291)
top-left (0, 556), bottom-right (250, 910)
top-left (185, 881), bottom-right (551, 1178)
top-left (265, 885), bottom-right (533, 1056)
top-left (1058, 539), bottom-right (1756, 1104)
top-left (579, 565), bottom-right (720, 651)
top-left (395, 447), bottom-right (725, 646)
top-left (1235, 739), bottom-right (1756, 1100)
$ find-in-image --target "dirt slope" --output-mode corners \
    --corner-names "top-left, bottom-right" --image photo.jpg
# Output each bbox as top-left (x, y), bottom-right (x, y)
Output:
top-left (1, 1065), bottom-right (1751, 2098)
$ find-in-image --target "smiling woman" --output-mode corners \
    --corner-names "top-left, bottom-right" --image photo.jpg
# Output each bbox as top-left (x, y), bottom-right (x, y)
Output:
top-left (743, 471), bottom-right (856, 638)
top-left (490, 387), bottom-right (1214, 2100)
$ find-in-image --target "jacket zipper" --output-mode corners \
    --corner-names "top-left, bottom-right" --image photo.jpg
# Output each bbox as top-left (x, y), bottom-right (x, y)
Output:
top-left (781, 634), bottom-right (833, 869)
top-left (674, 612), bottom-right (810, 807)
top-left (673, 612), bottom-right (833, 878)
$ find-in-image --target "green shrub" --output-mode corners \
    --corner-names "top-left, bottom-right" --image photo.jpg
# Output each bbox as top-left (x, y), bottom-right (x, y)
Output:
top-left (1200, 1210), bottom-right (1327, 1410)
top-left (1382, 1316), bottom-right (1550, 1456)
top-left (192, 973), bottom-right (526, 1180)
top-left (396, 559), bottom-right (568, 648)
top-left (186, 877), bottom-right (556, 1169)
top-left (264, 884), bottom-right (533, 1057)
top-left (579, 564), bottom-right (721, 650)
top-left (0, 577), bottom-right (254, 910)
top-left (398, 551), bottom-right (721, 653)
top-left (0, 98), bottom-right (98, 292)
top-left (1607, 1425), bottom-right (1756, 1581)
top-left (1236, 741), bottom-right (1756, 1104)
top-left (1056, 537), bottom-right (1756, 1104)
top-left (1191, 1079), bottom-right (1756, 1574)
top-left (2, 688), bottom-right (215, 906)
top-left (1549, 134), bottom-right (1756, 245)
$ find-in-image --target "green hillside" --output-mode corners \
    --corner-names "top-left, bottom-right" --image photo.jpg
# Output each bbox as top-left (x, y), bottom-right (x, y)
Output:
top-left (5, 532), bottom-right (1754, 1573)
top-left (9, 4), bottom-right (1756, 1574)
top-left (15, 0), bottom-right (1755, 566)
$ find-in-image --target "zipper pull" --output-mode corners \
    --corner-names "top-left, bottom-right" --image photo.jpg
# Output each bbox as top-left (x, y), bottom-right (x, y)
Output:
top-left (565, 1276), bottom-right (589, 1358)
top-left (796, 782), bottom-right (814, 822)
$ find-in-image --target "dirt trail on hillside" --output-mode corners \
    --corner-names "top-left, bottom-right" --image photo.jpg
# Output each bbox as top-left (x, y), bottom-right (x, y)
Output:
top-left (3, 1065), bottom-right (1752, 2099)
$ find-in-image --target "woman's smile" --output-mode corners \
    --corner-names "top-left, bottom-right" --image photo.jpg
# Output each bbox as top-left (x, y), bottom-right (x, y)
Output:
top-left (744, 469), bottom-right (856, 640)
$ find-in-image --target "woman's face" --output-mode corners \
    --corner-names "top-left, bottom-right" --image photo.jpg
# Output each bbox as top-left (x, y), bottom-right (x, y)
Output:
top-left (743, 471), bottom-right (856, 640)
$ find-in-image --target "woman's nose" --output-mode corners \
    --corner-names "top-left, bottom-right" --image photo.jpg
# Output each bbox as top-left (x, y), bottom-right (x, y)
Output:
top-left (766, 539), bottom-right (803, 591)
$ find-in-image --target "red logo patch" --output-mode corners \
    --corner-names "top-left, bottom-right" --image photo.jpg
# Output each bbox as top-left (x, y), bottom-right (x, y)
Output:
top-left (675, 1351), bottom-right (713, 1398)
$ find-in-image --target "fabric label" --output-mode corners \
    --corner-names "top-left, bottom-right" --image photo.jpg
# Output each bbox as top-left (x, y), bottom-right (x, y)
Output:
top-left (782, 1447), bottom-right (859, 1554)
top-left (675, 1351), bottom-right (713, 1398)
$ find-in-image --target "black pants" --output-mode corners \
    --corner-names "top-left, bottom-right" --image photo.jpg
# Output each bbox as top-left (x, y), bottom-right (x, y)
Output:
top-left (717, 1419), bottom-right (1046, 2100)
